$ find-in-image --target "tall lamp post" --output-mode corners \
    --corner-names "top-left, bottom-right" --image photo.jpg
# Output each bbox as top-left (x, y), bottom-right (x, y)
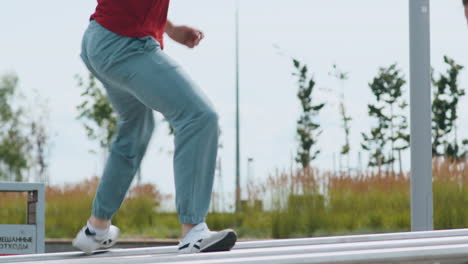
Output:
top-left (409, 0), bottom-right (433, 231)
top-left (235, 0), bottom-right (241, 213)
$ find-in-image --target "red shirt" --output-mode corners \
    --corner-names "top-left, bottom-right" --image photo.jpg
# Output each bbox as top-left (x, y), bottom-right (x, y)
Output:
top-left (90, 0), bottom-right (170, 49)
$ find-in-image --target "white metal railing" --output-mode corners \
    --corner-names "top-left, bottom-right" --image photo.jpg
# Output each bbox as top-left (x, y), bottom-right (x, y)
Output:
top-left (3, 229), bottom-right (468, 263)
top-left (4, 228), bottom-right (468, 263)
top-left (152, 244), bottom-right (468, 264)
top-left (8, 236), bottom-right (468, 264)
top-left (2, 240), bottom-right (468, 264)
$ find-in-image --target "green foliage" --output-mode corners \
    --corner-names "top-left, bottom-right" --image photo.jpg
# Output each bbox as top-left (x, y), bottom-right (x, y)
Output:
top-left (0, 73), bottom-right (31, 181)
top-left (76, 72), bottom-right (117, 151)
top-left (0, 178), bottom-right (164, 238)
top-left (433, 159), bottom-right (468, 229)
top-left (113, 184), bottom-right (162, 236)
top-left (339, 105), bottom-right (352, 156)
top-left (27, 90), bottom-right (52, 184)
top-left (0, 74), bottom-right (17, 122)
top-left (432, 56), bottom-right (466, 160)
top-left (3, 161), bottom-right (468, 239)
top-left (266, 168), bottom-right (410, 238)
top-left (361, 64), bottom-right (409, 171)
top-left (0, 192), bottom-right (27, 224)
top-left (292, 59), bottom-right (325, 168)
top-left (330, 64), bottom-right (352, 172)
top-left (30, 120), bottom-right (50, 183)
top-left (272, 193), bottom-right (326, 238)
top-left (45, 180), bottom-right (95, 238)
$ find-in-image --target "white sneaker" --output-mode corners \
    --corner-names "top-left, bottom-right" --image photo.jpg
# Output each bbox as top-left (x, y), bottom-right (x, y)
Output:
top-left (178, 223), bottom-right (237, 254)
top-left (72, 224), bottom-right (120, 254)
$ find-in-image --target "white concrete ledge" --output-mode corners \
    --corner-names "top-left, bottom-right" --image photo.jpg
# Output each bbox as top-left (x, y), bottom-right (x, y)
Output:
top-left (149, 244), bottom-right (468, 264)
top-left (3, 229), bottom-right (468, 264)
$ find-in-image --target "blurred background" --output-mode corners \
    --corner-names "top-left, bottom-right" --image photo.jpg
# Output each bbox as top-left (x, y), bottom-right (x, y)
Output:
top-left (1, 0), bottom-right (468, 241)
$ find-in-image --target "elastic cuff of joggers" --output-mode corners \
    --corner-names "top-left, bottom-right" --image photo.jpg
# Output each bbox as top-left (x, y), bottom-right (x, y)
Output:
top-left (178, 215), bottom-right (206, 225)
top-left (92, 208), bottom-right (113, 221)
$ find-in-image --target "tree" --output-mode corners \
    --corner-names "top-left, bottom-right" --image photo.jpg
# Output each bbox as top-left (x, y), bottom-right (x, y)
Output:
top-left (432, 56), bottom-right (467, 160)
top-left (361, 64), bottom-right (409, 172)
top-left (0, 73), bottom-right (32, 181)
top-left (76, 72), bottom-right (118, 152)
top-left (28, 91), bottom-right (52, 184)
top-left (330, 64), bottom-right (352, 173)
top-left (292, 59), bottom-right (325, 169)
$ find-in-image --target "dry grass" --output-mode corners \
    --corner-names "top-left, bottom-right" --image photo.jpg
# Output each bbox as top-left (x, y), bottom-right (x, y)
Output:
top-left (1, 158), bottom-right (467, 239)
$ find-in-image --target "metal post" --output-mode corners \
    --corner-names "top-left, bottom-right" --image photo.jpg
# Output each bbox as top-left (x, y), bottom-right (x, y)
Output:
top-left (409, 0), bottom-right (433, 231)
top-left (235, 0), bottom-right (241, 213)
top-left (36, 184), bottom-right (45, 253)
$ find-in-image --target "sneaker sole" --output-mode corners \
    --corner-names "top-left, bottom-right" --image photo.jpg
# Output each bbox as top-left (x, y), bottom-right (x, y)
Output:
top-left (200, 229), bottom-right (237, 253)
top-left (72, 239), bottom-right (118, 255)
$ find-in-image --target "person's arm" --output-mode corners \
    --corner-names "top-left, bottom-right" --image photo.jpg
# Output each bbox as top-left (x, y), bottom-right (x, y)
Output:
top-left (165, 20), bottom-right (176, 36)
top-left (165, 19), bottom-right (204, 49)
top-left (464, 0), bottom-right (468, 22)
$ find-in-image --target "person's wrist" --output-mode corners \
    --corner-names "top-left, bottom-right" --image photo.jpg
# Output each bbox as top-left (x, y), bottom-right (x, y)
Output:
top-left (165, 22), bottom-right (175, 37)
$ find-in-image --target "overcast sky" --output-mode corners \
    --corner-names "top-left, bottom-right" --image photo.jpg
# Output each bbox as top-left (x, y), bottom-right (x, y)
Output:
top-left (1, 0), bottom-right (468, 209)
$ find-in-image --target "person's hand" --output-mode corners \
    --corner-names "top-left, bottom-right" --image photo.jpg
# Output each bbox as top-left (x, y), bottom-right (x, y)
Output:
top-left (465, 6), bottom-right (468, 24)
top-left (167, 25), bottom-right (204, 49)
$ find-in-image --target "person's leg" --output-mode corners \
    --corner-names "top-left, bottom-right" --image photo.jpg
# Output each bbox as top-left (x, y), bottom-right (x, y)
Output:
top-left (78, 77), bottom-right (155, 235)
top-left (74, 23), bottom-right (156, 253)
top-left (98, 36), bottom-right (219, 228)
top-left (80, 23), bottom-right (155, 224)
top-left (79, 22), bottom-right (234, 254)
top-left (91, 87), bottom-right (155, 220)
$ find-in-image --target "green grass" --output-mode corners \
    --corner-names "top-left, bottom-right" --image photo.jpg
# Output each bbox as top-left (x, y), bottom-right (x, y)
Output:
top-left (1, 158), bottom-right (467, 239)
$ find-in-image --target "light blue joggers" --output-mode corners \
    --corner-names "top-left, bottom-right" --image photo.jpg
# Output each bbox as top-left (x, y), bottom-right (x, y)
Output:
top-left (80, 20), bottom-right (219, 224)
